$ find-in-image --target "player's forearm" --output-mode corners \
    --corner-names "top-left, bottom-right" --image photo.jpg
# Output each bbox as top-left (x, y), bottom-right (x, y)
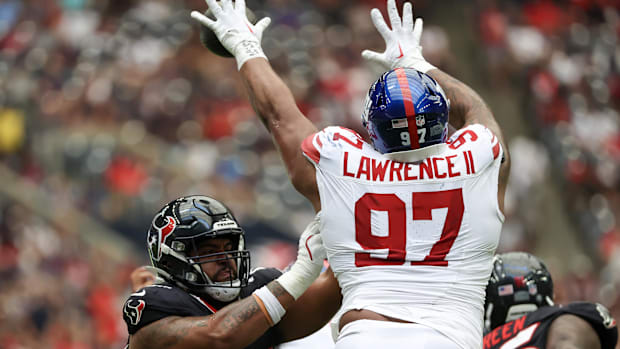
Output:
top-left (130, 282), bottom-right (294, 349)
top-left (425, 68), bottom-right (496, 131)
top-left (239, 58), bottom-right (320, 205)
top-left (275, 268), bottom-right (342, 342)
top-left (204, 281), bottom-right (295, 348)
top-left (240, 59), bottom-right (315, 135)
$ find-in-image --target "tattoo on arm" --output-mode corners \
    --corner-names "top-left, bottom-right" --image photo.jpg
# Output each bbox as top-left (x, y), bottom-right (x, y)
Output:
top-left (219, 295), bottom-right (265, 331)
top-left (133, 316), bottom-right (191, 348)
top-left (267, 281), bottom-right (287, 298)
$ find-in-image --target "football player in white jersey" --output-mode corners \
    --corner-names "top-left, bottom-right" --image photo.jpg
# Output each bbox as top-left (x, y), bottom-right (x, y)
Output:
top-left (192, 0), bottom-right (510, 348)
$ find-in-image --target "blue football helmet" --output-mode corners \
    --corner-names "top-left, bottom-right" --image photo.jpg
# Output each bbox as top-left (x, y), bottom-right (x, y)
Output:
top-left (362, 68), bottom-right (450, 155)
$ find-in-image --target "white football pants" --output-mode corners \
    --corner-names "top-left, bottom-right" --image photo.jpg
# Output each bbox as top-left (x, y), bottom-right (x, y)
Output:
top-left (335, 320), bottom-right (460, 349)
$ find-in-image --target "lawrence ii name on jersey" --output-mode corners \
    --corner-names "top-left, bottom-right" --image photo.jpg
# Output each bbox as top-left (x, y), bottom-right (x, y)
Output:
top-left (301, 124), bottom-right (504, 349)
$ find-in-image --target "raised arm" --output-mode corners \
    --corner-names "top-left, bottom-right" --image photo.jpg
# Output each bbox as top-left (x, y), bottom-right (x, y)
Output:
top-left (240, 59), bottom-right (320, 209)
top-left (362, 0), bottom-right (510, 212)
top-left (191, 0), bottom-right (319, 209)
top-left (425, 68), bottom-right (510, 213)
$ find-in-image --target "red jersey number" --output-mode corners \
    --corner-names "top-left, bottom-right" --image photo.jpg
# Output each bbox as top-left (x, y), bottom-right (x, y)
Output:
top-left (354, 189), bottom-right (464, 267)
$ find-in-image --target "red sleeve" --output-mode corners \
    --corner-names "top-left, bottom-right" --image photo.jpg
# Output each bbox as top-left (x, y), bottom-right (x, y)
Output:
top-left (301, 132), bottom-right (322, 164)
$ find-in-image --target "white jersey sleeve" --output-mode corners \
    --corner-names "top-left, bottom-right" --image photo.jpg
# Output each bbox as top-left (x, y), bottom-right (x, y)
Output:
top-left (301, 126), bottom-right (369, 172)
top-left (447, 123), bottom-right (503, 174)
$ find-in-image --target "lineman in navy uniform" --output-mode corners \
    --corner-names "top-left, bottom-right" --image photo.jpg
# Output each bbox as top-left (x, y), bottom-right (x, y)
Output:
top-left (122, 195), bottom-right (341, 349)
top-left (483, 252), bottom-right (618, 349)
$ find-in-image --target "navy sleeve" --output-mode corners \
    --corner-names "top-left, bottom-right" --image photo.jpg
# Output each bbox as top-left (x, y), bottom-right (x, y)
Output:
top-left (560, 302), bottom-right (618, 349)
top-left (122, 284), bottom-right (208, 335)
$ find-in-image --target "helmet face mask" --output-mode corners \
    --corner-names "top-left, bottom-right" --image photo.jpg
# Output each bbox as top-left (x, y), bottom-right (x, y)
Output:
top-left (484, 252), bottom-right (554, 333)
top-left (362, 68), bottom-right (450, 156)
top-left (147, 196), bottom-right (251, 302)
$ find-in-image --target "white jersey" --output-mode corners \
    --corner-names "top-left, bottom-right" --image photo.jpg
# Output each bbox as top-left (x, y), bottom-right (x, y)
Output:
top-left (301, 124), bottom-right (504, 349)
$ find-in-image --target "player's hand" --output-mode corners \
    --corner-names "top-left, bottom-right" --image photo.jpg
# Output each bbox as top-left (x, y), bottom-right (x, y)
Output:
top-left (296, 212), bottom-right (326, 274)
top-left (362, 0), bottom-right (436, 73)
top-left (130, 266), bottom-right (156, 292)
top-left (190, 0), bottom-right (271, 69)
top-left (277, 212), bottom-right (326, 299)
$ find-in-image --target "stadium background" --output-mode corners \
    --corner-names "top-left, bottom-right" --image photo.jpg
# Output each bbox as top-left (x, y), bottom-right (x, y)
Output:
top-left (0, 0), bottom-right (618, 347)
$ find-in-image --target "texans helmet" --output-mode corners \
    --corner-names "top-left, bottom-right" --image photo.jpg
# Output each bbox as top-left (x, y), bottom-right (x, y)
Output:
top-left (147, 195), bottom-right (250, 302)
top-left (362, 68), bottom-right (449, 157)
top-left (484, 252), bottom-right (554, 332)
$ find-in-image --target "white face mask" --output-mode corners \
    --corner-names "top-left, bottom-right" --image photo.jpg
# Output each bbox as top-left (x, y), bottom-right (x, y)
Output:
top-left (190, 258), bottom-right (242, 302)
top-left (204, 281), bottom-right (242, 302)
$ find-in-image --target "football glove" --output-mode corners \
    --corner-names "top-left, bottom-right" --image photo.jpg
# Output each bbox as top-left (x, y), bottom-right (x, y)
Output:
top-left (277, 212), bottom-right (326, 299)
top-left (191, 0), bottom-right (271, 70)
top-left (362, 0), bottom-right (436, 73)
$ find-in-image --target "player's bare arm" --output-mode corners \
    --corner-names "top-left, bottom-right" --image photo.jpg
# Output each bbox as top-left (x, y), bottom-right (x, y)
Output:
top-left (275, 267), bottom-right (342, 342)
top-left (129, 286), bottom-right (287, 349)
top-left (362, 0), bottom-right (510, 212)
top-left (546, 314), bottom-right (601, 349)
top-left (427, 69), bottom-right (510, 212)
top-left (191, 0), bottom-right (320, 209)
top-left (240, 59), bottom-right (319, 208)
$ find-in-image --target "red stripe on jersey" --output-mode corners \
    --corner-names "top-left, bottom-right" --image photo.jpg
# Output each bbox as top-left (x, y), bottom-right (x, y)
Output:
top-left (463, 151), bottom-right (472, 174)
top-left (301, 133), bottom-right (321, 164)
top-left (467, 150), bottom-right (475, 173)
top-left (198, 297), bottom-right (218, 313)
top-left (492, 142), bottom-right (500, 160)
top-left (395, 68), bottom-right (420, 150)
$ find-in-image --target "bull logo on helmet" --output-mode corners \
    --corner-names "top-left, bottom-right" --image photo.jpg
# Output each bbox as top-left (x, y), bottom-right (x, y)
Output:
top-left (124, 299), bottom-right (146, 326)
top-left (148, 211), bottom-right (177, 261)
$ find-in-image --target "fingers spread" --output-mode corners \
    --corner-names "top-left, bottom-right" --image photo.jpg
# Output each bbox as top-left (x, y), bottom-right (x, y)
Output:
top-left (387, 0), bottom-right (401, 31)
top-left (371, 8), bottom-right (391, 40)
top-left (205, 0), bottom-right (222, 16)
top-left (402, 2), bottom-right (414, 32)
top-left (413, 17), bottom-right (424, 44)
top-left (254, 17), bottom-right (272, 34)
top-left (221, 0), bottom-right (234, 12)
top-left (234, 0), bottom-right (246, 15)
top-left (190, 11), bottom-right (216, 28)
top-left (361, 50), bottom-right (384, 63)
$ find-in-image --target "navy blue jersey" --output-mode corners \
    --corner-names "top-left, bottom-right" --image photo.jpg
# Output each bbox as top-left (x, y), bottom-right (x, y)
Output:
top-left (123, 267), bottom-right (282, 349)
top-left (483, 302), bottom-right (617, 349)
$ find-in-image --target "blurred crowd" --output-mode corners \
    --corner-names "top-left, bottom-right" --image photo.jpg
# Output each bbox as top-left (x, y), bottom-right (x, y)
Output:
top-left (474, 0), bottom-right (620, 318)
top-left (0, 0), bottom-right (618, 348)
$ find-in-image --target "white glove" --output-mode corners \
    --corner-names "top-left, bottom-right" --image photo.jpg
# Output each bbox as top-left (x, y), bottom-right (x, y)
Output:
top-left (277, 212), bottom-right (326, 300)
top-left (361, 0), bottom-right (436, 73)
top-left (190, 0), bottom-right (271, 70)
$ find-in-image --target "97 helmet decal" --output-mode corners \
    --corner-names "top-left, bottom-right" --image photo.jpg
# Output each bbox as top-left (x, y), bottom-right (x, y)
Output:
top-left (146, 195), bottom-right (251, 302)
top-left (362, 68), bottom-right (449, 159)
top-left (484, 252), bottom-right (554, 332)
